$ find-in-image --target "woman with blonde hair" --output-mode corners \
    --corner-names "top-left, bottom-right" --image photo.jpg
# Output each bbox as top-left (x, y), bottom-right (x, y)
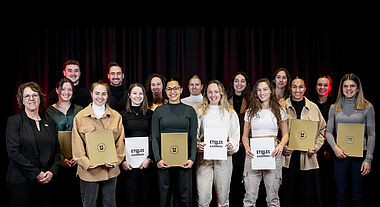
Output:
top-left (326, 73), bottom-right (375, 207)
top-left (196, 80), bottom-right (240, 207)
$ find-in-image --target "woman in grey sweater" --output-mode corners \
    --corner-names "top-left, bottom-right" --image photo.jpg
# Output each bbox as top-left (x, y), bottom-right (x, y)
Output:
top-left (326, 73), bottom-right (375, 207)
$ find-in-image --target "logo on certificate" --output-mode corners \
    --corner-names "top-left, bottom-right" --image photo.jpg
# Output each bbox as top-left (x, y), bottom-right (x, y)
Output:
top-left (97, 143), bottom-right (106, 152)
top-left (346, 136), bottom-right (354, 144)
top-left (298, 131), bottom-right (306, 139)
top-left (170, 145), bottom-right (179, 154)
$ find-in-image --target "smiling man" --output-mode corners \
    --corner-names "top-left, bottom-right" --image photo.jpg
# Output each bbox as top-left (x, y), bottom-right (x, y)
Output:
top-left (47, 59), bottom-right (91, 108)
top-left (106, 62), bottom-right (128, 112)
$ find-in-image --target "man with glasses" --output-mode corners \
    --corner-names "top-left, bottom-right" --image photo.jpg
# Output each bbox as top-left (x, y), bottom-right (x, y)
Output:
top-left (106, 61), bottom-right (128, 112)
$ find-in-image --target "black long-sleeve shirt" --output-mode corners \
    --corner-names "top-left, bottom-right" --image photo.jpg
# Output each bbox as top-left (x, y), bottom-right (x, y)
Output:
top-left (120, 106), bottom-right (153, 160)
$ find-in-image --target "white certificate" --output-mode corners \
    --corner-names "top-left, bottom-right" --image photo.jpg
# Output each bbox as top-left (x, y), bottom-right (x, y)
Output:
top-left (203, 128), bottom-right (228, 160)
top-left (125, 137), bottom-right (149, 168)
top-left (250, 138), bottom-right (276, 170)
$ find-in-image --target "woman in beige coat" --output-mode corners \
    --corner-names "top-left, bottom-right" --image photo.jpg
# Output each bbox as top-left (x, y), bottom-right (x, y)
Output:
top-left (72, 81), bottom-right (125, 207)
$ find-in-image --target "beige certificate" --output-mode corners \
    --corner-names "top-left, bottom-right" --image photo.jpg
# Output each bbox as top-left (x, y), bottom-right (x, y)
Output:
top-left (288, 119), bottom-right (318, 151)
top-left (161, 132), bottom-right (188, 167)
top-left (85, 129), bottom-right (118, 167)
top-left (337, 123), bottom-right (364, 157)
top-left (58, 131), bottom-right (72, 159)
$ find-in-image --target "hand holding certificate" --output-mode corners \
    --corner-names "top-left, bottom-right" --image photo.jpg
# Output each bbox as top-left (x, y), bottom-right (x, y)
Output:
top-left (125, 137), bottom-right (149, 168)
top-left (288, 119), bottom-right (318, 151)
top-left (161, 133), bottom-right (188, 167)
top-left (250, 138), bottom-right (276, 170)
top-left (58, 131), bottom-right (73, 159)
top-left (85, 129), bottom-right (118, 167)
top-left (337, 123), bottom-right (365, 157)
top-left (203, 128), bottom-right (228, 160)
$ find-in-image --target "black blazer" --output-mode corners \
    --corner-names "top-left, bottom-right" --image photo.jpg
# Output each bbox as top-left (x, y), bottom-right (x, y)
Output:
top-left (5, 111), bottom-right (62, 184)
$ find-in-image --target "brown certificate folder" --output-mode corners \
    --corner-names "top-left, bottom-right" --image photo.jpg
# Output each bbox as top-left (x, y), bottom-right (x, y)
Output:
top-left (288, 119), bottom-right (318, 151)
top-left (85, 129), bottom-right (118, 167)
top-left (337, 123), bottom-right (364, 157)
top-left (58, 131), bottom-right (72, 158)
top-left (161, 132), bottom-right (188, 167)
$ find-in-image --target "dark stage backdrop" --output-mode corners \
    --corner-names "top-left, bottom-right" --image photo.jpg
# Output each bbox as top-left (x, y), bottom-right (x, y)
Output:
top-left (1, 24), bottom-right (379, 205)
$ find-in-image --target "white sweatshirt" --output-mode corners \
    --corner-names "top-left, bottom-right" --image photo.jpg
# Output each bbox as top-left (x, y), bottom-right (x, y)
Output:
top-left (197, 105), bottom-right (240, 153)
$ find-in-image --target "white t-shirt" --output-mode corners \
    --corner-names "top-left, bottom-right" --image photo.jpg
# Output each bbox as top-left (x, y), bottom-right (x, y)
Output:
top-left (244, 108), bottom-right (287, 137)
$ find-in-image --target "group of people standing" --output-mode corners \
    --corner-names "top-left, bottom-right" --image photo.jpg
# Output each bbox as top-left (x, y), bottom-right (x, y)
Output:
top-left (5, 59), bottom-right (375, 207)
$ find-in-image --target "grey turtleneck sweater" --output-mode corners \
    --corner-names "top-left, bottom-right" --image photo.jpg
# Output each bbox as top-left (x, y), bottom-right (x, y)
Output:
top-left (326, 97), bottom-right (376, 163)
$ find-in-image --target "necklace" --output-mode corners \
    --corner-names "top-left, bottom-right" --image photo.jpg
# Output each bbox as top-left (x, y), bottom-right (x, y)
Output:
top-left (130, 108), bottom-right (140, 116)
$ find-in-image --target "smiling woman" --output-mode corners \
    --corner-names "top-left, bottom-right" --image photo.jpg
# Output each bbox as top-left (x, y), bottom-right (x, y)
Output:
top-left (165, 80), bottom-right (183, 104)
top-left (151, 77), bottom-right (198, 207)
top-left (6, 82), bottom-right (62, 207)
top-left (71, 80), bottom-right (125, 207)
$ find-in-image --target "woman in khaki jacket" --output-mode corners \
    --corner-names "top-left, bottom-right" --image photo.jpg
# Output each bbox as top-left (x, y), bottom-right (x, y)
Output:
top-left (280, 77), bottom-right (326, 207)
top-left (72, 81), bottom-right (125, 207)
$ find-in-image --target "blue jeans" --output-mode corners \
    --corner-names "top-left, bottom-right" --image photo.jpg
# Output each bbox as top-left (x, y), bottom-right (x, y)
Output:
top-left (80, 177), bottom-right (117, 207)
top-left (334, 157), bottom-right (367, 207)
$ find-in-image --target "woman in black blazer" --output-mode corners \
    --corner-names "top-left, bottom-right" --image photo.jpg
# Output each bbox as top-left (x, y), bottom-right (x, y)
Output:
top-left (6, 82), bottom-right (62, 207)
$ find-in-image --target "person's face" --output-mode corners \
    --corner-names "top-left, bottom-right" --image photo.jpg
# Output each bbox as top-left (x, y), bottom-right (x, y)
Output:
top-left (342, 79), bottom-right (358, 99)
top-left (207, 83), bottom-right (222, 105)
top-left (57, 82), bottom-right (73, 102)
top-left (233, 74), bottom-right (247, 95)
top-left (274, 70), bottom-right (288, 89)
top-left (91, 85), bottom-right (108, 106)
top-left (316, 77), bottom-right (331, 97)
top-left (165, 81), bottom-right (182, 103)
top-left (63, 64), bottom-right (81, 84)
top-left (150, 77), bottom-right (163, 97)
top-left (22, 87), bottom-right (40, 111)
top-left (256, 82), bottom-right (272, 103)
top-left (107, 66), bottom-right (124, 87)
top-left (188, 78), bottom-right (203, 96)
top-left (291, 79), bottom-right (306, 101)
top-left (129, 86), bottom-right (144, 106)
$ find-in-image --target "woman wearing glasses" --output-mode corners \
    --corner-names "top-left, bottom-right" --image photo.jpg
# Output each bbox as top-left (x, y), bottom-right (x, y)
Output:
top-left (6, 82), bottom-right (62, 207)
top-left (151, 77), bottom-right (198, 207)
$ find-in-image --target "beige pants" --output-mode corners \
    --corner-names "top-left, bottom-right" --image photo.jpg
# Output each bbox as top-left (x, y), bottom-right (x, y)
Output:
top-left (196, 156), bottom-right (233, 207)
top-left (242, 156), bottom-right (282, 207)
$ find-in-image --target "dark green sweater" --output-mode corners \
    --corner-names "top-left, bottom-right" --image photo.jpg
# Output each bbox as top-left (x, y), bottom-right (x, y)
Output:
top-left (151, 103), bottom-right (198, 163)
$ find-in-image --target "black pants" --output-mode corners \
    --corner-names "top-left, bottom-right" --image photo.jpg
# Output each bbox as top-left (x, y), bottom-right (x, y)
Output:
top-left (116, 167), bottom-right (154, 207)
top-left (157, 167), bottom-right (192, 207)
top-left (53, 165), bottom-right (82, 207)
top-left (281, 151), bottom-right (322, 207)
top-left (317, 145), bottom-right (336, 207)
top-left (229, 145), bottom-right (246, 207)
top-left (7, 181), bottom-right (55, 207)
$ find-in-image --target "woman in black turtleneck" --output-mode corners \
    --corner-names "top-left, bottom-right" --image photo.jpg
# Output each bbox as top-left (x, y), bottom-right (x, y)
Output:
top-left (227, 71), bottom-right (251, 207)
top-left (116, 83), bottom-right (154, 207)
top-left (281, 77), bottom-right (326, 207)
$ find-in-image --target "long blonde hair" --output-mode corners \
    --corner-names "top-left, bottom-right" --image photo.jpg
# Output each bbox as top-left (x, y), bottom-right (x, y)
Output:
top-left (334, 73), bottom-right (370, 111)
top-left (198, 80), bottom-right (234, 118)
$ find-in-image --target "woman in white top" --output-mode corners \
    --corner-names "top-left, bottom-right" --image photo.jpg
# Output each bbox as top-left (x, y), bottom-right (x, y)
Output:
top-left (242, 78), bottom-right (289, 207)
top-left (196, 80), bottom-right (240, 207)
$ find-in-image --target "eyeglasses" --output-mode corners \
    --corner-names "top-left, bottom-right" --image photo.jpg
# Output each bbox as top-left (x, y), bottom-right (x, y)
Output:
top-left (23, 94), bottom-right (39, 100)
top-left (165, 86), bottom-right (180, 93)
top-left (109, 72), bottom-right (122, 76)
